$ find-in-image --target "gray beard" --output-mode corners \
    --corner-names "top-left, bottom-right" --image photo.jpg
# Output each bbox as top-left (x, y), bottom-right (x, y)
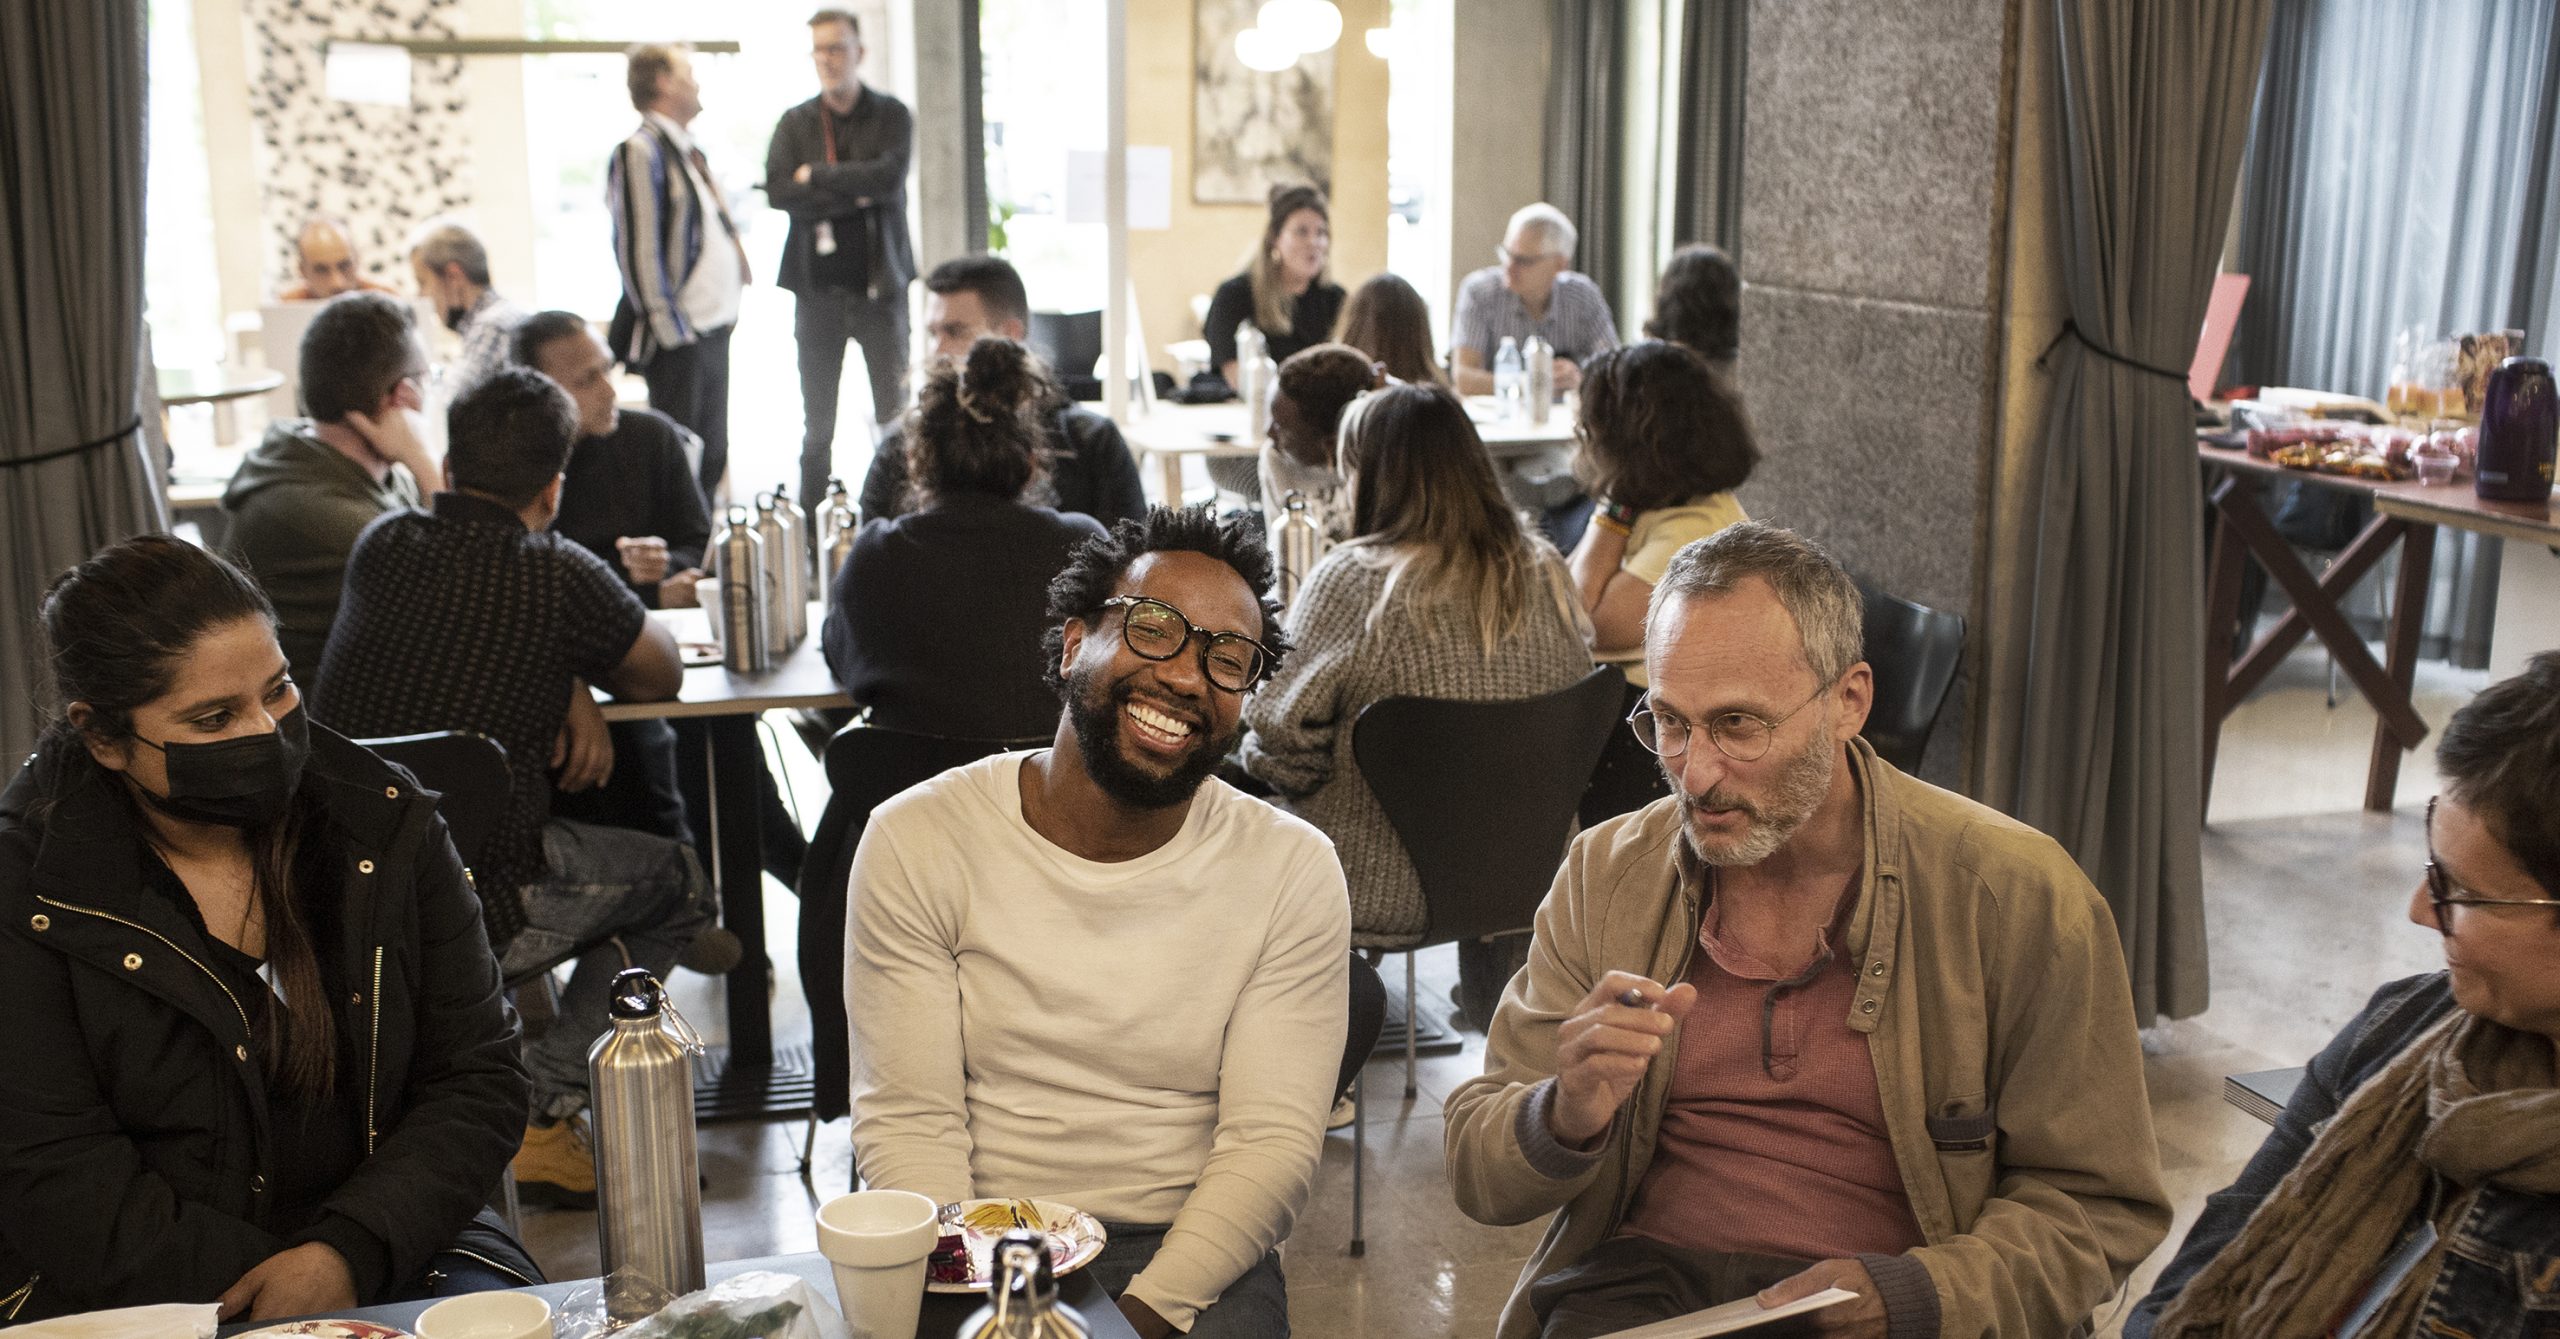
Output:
top-left (1675, 714), bottom-right (1836, 867)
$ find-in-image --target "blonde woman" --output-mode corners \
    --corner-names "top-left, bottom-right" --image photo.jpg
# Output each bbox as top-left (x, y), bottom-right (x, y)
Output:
top-left (1242, 383), bottom-right (1592, 1021)
top-left (1203, 184), bottom-right (1344, 390)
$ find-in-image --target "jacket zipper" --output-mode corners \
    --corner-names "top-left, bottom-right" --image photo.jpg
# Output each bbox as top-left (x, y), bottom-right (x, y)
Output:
top-left (35, 895), bottom-right (253, 1041)
top-left (367, 947), bottom-right (384, 1155)
top-left (3, 1273), bottom-right (35, 1321)
top-left (443, 1247), bottom-right (536, 1287)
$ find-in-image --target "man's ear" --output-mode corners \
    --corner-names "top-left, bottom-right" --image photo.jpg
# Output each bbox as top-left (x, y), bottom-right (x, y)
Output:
top-left (1059, 617), bottom-right (1086, 672)
top-left (1000, 318), bottom-right (1029, 343)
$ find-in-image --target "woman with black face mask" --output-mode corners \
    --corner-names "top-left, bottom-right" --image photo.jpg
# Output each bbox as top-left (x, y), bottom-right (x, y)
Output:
top-left (0, 536), bottom-right (534, 1324)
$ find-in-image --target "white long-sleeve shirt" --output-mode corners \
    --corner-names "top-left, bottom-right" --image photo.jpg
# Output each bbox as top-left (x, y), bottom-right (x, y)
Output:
top-left (846, 752), bottom-right (1351, 1330)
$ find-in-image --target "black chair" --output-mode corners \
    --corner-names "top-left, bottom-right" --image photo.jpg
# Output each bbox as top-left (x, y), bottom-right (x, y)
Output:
top-left (353, 731), bottom-right (510, 871)
top-left (1578, 676), bottom-right (1670, 831)
top-left (1028, 309), bottom-right (1104, 401)
top-left (1853, 576), bottom-right (1966, 774)
top-left (1352, 666), bottom-right (1626, 1098)
top-left (1338, 951), bottom-right (1387, 1256)
top-left (799, 724), bottom-right (1044, 1148)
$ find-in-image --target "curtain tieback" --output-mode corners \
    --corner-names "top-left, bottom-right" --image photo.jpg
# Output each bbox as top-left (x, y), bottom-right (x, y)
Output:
top-left (1, 417), bottom-right (145, 470)
top-left (2036, 320), bottom-right (2189, 384)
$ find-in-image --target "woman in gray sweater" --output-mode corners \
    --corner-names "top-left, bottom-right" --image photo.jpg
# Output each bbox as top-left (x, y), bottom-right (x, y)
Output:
top-left (1242, 384), bottom-right (1593, 973)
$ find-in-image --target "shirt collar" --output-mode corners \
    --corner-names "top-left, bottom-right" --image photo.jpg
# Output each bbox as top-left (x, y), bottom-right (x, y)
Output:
top-left (644, 110), bottom-right (696, 154)
top-left (431, 489), bottom-right (529, 529)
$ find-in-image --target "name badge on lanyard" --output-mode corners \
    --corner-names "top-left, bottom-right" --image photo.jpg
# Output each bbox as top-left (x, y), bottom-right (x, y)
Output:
top-left (813, 106), bottom-right (844, 256)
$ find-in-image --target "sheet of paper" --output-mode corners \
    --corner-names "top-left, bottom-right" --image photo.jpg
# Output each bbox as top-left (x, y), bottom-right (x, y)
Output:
top-left (1065, 146), bottom-right (1173, 230)
top-left (1599, 1286), bottom-right (1860, 1338)
top-left (2190, 272), bottom-right (2252, 403)
top-left (324, 41), bottom-right (413, 106)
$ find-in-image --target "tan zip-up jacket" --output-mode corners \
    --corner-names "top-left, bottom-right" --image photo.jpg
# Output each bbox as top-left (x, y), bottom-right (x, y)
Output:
top-left (1445, 741), bottom-right (2171, 1338)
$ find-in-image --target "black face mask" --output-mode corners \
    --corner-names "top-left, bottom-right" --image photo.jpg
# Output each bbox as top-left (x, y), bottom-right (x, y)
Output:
top-left (131, 706), bottom-right (311, 828)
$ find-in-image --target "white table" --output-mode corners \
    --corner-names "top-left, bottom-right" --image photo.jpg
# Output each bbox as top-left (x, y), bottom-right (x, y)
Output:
top-left (1116, 399), bottom-right (1582, 508)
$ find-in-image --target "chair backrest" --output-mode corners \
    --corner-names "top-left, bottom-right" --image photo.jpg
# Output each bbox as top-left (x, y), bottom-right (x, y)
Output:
top-left (1338, 951), bottom-right (1387, 1101)
top-left (1353, 666), bottom-right (1626, 948)
top-left (801, 724), bottom-right (1043, 1124)
top-left (353, 731), bottom-right (510, 870)
top-left (1854, 577), bottom-right (1966, 774)
top-left (1028, 310), bottom-right (1105, 379)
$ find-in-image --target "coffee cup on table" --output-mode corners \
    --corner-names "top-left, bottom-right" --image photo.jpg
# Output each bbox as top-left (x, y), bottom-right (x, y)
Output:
top-left (417, 1290), bottom-right (553, 1339)
top-left (696, 577), bottom-right (722, 648)
top-left (815, 1189), bottom-right (941, 1339)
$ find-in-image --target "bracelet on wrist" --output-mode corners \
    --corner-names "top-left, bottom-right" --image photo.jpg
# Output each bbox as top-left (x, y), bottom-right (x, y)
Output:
top-left (1590, 512), bottom-right (1632, 537)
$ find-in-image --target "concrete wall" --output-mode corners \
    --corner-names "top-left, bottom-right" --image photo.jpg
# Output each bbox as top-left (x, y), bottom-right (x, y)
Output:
top-left (1731, 0), bottom-right (2019, 786)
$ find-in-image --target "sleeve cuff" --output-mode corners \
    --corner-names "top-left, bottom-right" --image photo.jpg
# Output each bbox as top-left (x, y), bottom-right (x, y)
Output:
top-left (1517, 1079), bottom-right (1607, 1182)
top-left (291, 1213), bottom-right (394, 1302)
top-left (1857, 1253), bottom-right (1939, 1339)
top-left (1120, 1274), bottom-right (1198, 1335)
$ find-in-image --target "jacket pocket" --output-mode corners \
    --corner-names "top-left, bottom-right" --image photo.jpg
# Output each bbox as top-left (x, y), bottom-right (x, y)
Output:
top-left (1927, 1093), bottom-right (1996, 1152)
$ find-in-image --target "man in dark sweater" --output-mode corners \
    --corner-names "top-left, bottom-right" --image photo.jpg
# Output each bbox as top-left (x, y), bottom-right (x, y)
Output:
top-left (766, 7), bottom-right (918, 515)
top-left (858, 255), bottom-right (1148, 528)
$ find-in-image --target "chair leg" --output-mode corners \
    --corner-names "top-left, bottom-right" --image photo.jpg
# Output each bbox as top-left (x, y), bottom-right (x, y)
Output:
top-left (1403, 952), bottom-right (1419, 1100)
top-left (799, 1112), bottom-right (818, 1181)
top-left (1348, 1063), bottom-right (1366, 1257)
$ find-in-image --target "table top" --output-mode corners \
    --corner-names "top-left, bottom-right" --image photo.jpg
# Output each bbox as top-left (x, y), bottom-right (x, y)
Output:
top-left (213, 1249), bottom-right (1141, 1338)
top-left (597, 604), bottom-right (853, 722)
top-left (158, 366), bottom-right (285, 407)
top-left (1119, 398), bottom-right (1576, 458)
top-left (2198, 438), bottom-right (2560, 543)
top-left (2222, 1066), bottom-right (2304, 1126)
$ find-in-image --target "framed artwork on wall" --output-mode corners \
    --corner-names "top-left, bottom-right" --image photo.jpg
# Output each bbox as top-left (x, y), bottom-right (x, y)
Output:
top-left (1191, 0), bottom-right (1333, 204)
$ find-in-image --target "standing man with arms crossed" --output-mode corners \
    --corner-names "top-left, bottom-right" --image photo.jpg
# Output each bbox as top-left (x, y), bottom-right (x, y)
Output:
top-left (847, 508), bottom-right (1349, 1338)
top-left (766, 7), bottom-right (917, 517)
top-left (609, 42), bottom-right (750, 499)
top-left (1445, 523), bottom-right (2168, 1338)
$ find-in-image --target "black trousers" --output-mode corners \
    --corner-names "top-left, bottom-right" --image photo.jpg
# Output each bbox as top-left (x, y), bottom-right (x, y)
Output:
top-left (793, 286), bottom-right (908, 515)
top-left (643, 323), bottom-right (734, 496)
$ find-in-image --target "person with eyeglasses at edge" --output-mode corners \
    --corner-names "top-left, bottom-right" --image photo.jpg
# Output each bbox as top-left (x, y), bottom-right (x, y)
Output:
top-left (220, 291), bottom-right (441, 688)
top-left (2127, 651), bottom-right (2560, 1338)
top-left (1448, 202), bottom-right (1621, 397)
top-left (1443, 522), bottom-right (2169, 1339)
top-left (844, 506), bottom-right (1350, 1339)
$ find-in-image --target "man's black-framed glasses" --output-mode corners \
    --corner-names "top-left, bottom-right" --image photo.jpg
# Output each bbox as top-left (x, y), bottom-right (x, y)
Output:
top-left (1627, 677), bottom-right (1834, 764)
top-left (1098, 596), bottom-right (1271, 693)
top-left (2423, 795), bottom-right (2560, 935)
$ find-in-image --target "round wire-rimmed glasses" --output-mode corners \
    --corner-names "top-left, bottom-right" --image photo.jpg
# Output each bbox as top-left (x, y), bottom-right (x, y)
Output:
top-left (1098, 596), bottom-right (1271, 693)
top-left (2423, 795), bottom-right (2560, 935)
top-left (1626, 676), bottom-right (1836, 764)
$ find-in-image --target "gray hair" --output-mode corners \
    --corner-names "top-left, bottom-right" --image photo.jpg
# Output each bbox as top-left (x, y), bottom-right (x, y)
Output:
top-left (1507, 203), bottom-right (1578, 261)
top-left (407, 219), bottom-right (490, 286)
top-left (1647, 522), bottom-right (1864, 684)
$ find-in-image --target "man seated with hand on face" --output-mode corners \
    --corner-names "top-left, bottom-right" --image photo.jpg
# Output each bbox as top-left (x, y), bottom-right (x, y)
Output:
top-left (1444, 522), bottom-right (2169, 1339)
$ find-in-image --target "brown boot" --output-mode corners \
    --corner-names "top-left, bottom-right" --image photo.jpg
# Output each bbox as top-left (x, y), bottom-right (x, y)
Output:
top-left (512, 1113), bottom-right (597, 1210)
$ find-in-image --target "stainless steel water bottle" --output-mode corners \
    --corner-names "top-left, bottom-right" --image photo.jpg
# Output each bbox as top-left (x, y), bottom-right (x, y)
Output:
top-left (712, 506), bottom-right (770, 673)
top-left (591, 969), bottom-right (706, 1321)
top-left (753, 493), bottom-right (795, 659)
top-left (819, 477), bottom-right (860, 595)
top-left (961, 1231), bottom-right (1091, 1339)
top-left (1524, 334), bottom-right (1554, 426)
top-left (770, 483), bottom-right (811, 646)
top-left (1274, 490), bottom-right (1324, 607)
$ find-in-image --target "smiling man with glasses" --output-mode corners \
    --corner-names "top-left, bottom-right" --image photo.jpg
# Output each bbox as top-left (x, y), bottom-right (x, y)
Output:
top-left (2130, 652), bottom-right (2560, 1338)
top-left (1449, 202), bottom-right (1622, 396)
top-left (1447, 522), bottom-right (2168, 1339)
top-left (844, 506), bottom-right (1349, 1339)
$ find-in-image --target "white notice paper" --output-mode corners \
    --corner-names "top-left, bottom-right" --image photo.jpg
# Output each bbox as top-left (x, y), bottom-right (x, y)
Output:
top-left (1064, 146), bottom-right (1173, 231)
top-left (1598, 1286), bottom-right (1861, 1338)
top-left (325, 41), bottom-right (413, 106)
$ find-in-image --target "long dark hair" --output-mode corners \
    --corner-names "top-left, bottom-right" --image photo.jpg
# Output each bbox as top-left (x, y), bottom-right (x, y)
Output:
top-left (1332, 273), bottom-right (1444, 387)
top-left (903, 337), bottom-right (1055, 508)
top-left (38, 536), bottom-right (338, 1099)
top-left (1574, 340), bottom-right (1759, 512)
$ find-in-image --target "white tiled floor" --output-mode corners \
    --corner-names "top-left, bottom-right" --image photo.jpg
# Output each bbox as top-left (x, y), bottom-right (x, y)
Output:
top-left (516, 637), bottom-right (2472, 1336)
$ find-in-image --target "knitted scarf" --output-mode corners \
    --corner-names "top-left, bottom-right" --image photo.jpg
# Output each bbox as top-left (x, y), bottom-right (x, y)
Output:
top-left (2153, 1009), bottom-right (2560, 1337)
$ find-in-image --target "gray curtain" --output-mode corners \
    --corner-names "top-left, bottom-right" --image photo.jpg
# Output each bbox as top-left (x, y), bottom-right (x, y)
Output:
top-left (2000, 0), bottom-right (2275, 1024)
top-left (2, 0), bottom-right (163, 760)
top-left (2230, 0), bottom-right (2560, 670)
top-left (1543, 0), bottom-right (1623, 305)
top-left (1672, 0), bottom-right (1747, 256)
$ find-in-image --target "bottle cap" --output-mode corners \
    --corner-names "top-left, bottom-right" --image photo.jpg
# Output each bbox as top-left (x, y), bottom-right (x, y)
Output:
top-left (608, 968), bottom-right (665, 1021)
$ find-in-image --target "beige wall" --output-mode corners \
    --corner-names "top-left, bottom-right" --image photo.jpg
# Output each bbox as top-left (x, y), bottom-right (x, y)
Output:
top-left (1123, 0), bottom-right (1390, 373)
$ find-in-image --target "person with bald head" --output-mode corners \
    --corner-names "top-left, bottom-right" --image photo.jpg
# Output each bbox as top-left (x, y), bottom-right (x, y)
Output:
top-left (278, 217), bottom-right (397, 302)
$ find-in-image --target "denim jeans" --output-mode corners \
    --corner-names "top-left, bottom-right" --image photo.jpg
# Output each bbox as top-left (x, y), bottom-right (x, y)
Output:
top-left (500, 816), bottom-right (714, 1118)
top-left (1080, 1224), bottom-right (1289, 1339)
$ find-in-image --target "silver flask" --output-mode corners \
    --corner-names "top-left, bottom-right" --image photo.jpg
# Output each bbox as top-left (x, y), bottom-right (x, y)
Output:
top-left (712, 506), bottom-right (771, 673)
top-left (1273, 490), bottom-right (1324, 607)
top-left (961, 1231), bottom-right (1091, 1339)
top-left (769, 482), bottom-right (811, 645)
top-left (1524, 334), bottom-right (1554, 426)
top-left (819, 478), bottom-right (860, 594)
top-left (753, 493), bottom-right (794, 658)
top-left (590, 969), bottom-right (706, 1320)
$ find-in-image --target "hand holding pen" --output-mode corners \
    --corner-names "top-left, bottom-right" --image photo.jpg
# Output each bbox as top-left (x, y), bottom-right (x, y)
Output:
top-left (1548, 970), bottom-right (1698, 1149)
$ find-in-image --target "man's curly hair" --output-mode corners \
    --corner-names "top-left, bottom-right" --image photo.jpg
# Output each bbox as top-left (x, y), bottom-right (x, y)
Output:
top-left (1040, 505), bottom-right (1290, 697)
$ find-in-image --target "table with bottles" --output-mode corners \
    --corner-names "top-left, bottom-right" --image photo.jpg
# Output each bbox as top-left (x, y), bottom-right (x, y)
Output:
top-left (1117, 399), bottom-right (1582, 509)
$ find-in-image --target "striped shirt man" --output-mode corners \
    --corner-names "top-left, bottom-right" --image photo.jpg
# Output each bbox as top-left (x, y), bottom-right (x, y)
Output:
top-left (606, 111), bottom-right (744, 363)
top-left (1450, 266), bottom-right (1622, 369)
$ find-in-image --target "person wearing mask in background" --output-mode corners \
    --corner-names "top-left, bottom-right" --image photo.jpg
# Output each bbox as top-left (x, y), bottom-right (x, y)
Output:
top-left (1450, 203), bottom-right (1619, 397)
top-left (1203, 184), bottom-right (1344, 392)
top-left (2129, 655), bottom-right (2560, 1337)
top-left (766, 7), bottom-right (918, 516)
top-left (277, 216), bottom-right (398, 301)
top-left (407, 219), bottom-right (526, 392)
top-left (0, 537), bottom-right (534, 1323)
top-left (823, 338), bottom-right (1106, 741)
top-left (1646, 245), bottom-right (1743, 387)
top-left (858, 255), bottom-right (1146, 528)
top-left (1243, 383), bottom-right (1591, 1033)
top-left (220, 292), bottom-right (438, 687)
top-left (1255, 344), bottom-right (1380, 555)
top-left (608, 41), bottom-right (749, 498)
top-left (1332, 272), bottom-right (1447, 388)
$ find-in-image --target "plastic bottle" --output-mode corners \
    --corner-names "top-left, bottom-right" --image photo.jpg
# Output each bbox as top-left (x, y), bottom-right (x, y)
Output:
top-left (591, 969), bottom-right (706, 1321)
top-left (1494, 336), bottom-right (1526, 420)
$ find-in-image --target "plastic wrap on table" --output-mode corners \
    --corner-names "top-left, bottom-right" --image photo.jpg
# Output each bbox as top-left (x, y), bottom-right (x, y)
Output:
top-left (554, 1269), bottom-right (849, 1339)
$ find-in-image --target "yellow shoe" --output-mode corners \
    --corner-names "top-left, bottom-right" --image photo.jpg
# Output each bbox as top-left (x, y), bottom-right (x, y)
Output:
top-left (512, 1114), bottom-right (597, 1210)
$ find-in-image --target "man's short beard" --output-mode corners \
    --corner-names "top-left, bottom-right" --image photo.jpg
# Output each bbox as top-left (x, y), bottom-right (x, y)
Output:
top-left (1675, 712), bottom-right (1836, 867)
top-left (1066, 662), bottom-right (1234, 811)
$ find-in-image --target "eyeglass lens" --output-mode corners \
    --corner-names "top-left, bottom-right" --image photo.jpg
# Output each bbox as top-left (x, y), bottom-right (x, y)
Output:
top-left (1118, 599), bottom-right (1264, 689)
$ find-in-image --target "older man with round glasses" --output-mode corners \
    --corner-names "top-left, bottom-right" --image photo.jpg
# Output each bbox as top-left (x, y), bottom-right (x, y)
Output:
top-left (2130, 651), bottom-right (2560, 1337)
top-left (1450, 202), bottom-right (1622, 396)
top-left (1445, 521), bottom-right (2169, 1339)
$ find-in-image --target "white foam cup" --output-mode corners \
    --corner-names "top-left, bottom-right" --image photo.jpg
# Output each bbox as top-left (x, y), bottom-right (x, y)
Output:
top-left (417, 1290), bottom-right (553, 1339)
top-left (815, 1188), bottom-right (942, 1339)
